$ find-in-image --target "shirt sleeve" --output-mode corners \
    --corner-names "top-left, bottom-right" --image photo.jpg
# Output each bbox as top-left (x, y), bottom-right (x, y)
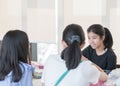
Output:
top-left (106, 50), bottom-right (117, 70)
top-left (41, 66), bottom-right (45, 83)
top-left (41, 55), bottom-right (52, 83)
top-left (81, 61), bottom-right (100, 84)
top-left (20, 65), bottom-right (33, 86)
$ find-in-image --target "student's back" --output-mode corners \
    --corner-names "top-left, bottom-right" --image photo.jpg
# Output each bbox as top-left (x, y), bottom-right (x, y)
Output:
top-left (0, 30), bottom-right (33, 86)
top-left (42, 55), bottom-right (101, 86)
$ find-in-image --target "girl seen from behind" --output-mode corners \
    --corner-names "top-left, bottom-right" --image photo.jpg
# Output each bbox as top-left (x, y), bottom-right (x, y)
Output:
top-left (0, 30), bottom-right (33, 86)
top-left (41, 24), bottom-right (107, 86)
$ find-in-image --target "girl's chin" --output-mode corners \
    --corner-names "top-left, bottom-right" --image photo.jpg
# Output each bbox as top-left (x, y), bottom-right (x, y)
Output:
top-left (91, 46), bottom-right (96, 49)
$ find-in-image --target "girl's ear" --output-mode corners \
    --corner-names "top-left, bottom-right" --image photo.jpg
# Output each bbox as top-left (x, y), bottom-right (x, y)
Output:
top-left (61, 40), bottom-right (67, 48)
top-left (102, 35), bottom-right (105, 41)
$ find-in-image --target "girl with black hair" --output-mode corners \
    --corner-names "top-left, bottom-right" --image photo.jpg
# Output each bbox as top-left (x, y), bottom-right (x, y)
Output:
top-left (41, 24), bottom-right (107, 86)
top-left (0, 30), bottom-right (33, 86)
top-left (82, 24), bottom-right (117, 74)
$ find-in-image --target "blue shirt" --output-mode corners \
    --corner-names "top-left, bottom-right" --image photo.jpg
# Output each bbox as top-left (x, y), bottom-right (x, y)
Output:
top-left (0, 62), bottom-right (33, 86)
top-left (116, 78), bottom-right (120, 86)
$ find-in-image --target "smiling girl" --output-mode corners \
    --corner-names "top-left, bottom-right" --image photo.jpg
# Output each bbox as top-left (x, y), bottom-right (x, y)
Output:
top-left (82, 24), bottom-right (117, 73)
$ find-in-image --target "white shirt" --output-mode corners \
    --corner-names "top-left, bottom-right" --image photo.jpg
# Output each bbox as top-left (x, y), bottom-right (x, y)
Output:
top-left (41, 54), bottom-right (100, 86)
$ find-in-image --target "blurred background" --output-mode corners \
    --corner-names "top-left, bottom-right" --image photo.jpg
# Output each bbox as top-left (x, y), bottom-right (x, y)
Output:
top-left (0, 0), bottom-right (120, 65)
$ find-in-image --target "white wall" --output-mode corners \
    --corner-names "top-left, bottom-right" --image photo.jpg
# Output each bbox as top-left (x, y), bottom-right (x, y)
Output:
top-left (0, 0), bottom-right (22, 39)
top-left (0, 0), bottom-right (56, 43)
top-left (26, 0), bottom-right (56, 43)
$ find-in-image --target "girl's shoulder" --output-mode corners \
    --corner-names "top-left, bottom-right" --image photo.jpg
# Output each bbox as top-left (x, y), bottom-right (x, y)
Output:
top-left (7, 62), bottom-right (33, 77)
top-left (80, 58), bottom-right (92, 68)
top-left (83, 45), bottom-right (94, 51)
top-left (20, 62), bottom-right (33, 71)
top-left (106, 49), bottom-right (117, 57)
top-left (46, 54), bottom-right (63, 63)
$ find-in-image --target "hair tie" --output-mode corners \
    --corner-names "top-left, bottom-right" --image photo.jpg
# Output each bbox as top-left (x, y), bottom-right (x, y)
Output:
top-left (69, 35), bottom-right (80, 43)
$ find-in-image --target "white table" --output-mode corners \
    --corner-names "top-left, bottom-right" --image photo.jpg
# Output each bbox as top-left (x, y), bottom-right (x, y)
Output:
top-left (33, 79), bottom-right (42, 86)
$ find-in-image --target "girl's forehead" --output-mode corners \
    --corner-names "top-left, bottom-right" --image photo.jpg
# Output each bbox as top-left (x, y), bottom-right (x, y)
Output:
top-left (88, 32), bottom-right (102, 38)
top-left (88, 32), bottom-right (98, 36)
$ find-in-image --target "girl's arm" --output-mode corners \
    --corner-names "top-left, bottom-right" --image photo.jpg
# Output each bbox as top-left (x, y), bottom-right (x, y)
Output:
top-left (92, 63), bottom-right (108, 82)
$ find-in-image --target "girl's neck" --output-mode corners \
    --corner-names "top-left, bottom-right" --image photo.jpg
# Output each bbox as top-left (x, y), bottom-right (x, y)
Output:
top-left (96, 45), bottom-right (107, 55)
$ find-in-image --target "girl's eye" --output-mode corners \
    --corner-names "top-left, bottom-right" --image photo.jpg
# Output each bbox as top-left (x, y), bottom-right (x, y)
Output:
top-left (93, 37), bottom-right (96, 39)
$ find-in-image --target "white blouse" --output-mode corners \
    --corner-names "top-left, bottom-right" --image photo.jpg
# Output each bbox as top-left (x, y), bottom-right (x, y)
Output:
top-left (41, 54), bottom-right (100, 86)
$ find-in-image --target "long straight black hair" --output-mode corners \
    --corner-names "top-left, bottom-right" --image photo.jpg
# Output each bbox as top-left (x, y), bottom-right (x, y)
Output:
top-left (61, 24), bottom-right (85, 70)
top-left (87, 24), bottom-right (113, 49)
top-left (0, 30), bottom-right (30, 82)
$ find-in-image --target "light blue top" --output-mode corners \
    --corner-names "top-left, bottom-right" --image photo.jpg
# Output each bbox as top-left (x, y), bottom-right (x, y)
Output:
top-left (0, 62), bottom-right (33, 86)
top-left (116, 78), bottom-right (120, 86)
